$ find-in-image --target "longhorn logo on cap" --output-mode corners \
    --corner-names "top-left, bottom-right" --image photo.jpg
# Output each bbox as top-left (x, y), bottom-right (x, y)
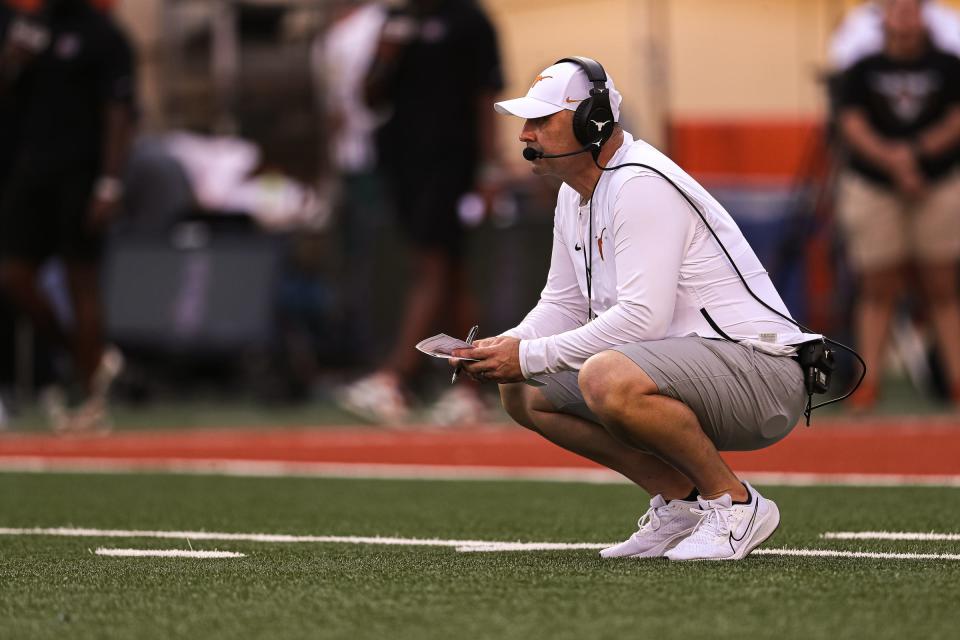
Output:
top-left (531, 74), bottom-right (553, 88)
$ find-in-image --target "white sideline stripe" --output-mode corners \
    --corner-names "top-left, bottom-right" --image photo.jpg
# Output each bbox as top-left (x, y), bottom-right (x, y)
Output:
top-left (2, 527), bottom-right (960, 560)
top-left (95, 548), bottom-right (245, 559)
top-left (823, 531), bottom-right (960, 542)
top-left (753, 548), bottom-right (960, 561)
top-left (0, 526), bottom-right (556, 548)
top-left (456, 542), bottom-right (606, 552)
top-left (1, 456), bottom-right (959, 488)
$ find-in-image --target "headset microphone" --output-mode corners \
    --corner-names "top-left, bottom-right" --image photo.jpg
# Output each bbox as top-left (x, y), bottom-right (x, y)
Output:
top-left (522, 143), bottom-right (594, 161)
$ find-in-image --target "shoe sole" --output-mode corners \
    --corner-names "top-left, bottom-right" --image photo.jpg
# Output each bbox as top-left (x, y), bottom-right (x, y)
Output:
top-left (600, 527), bottom-right (696, 559)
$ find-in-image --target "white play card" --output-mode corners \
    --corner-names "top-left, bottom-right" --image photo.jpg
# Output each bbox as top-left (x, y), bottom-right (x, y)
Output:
top-left (416, 334), bottom-right (480, 360)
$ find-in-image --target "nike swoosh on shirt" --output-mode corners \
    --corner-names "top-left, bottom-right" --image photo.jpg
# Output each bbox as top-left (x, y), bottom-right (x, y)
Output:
top-left (564, 97), bottom-right (583, 104)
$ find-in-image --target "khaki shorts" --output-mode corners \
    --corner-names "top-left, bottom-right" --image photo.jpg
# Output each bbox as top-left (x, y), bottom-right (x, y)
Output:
top-left (836, 171), bottom-right (960, 271)
top-left (537, 337), bottom-right (806, 452)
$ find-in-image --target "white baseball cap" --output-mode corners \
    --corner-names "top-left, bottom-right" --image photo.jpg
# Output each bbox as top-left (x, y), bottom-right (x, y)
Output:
top-left (494, 60), bottom-right (622, 121)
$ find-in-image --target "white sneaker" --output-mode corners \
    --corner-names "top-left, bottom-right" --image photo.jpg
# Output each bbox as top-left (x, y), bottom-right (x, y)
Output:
top-left (664, 482), bottom-right (780, 561)
top-left (41, 385), bottom-right (70, 432)
top-left (334, 373), bottom-right (411, 424)
top-left (61, 396), bottom-right (113, 436)
top-left (426, 386), bottom-right (489, 426)
top-left (599, 494), bottom-right (701, 559)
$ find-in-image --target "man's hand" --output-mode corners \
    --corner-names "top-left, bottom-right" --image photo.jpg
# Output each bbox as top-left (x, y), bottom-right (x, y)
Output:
top-left (87, 177), bottom-right (124, 230)
top-left (475, 162), bottom-right (506, 217)
top-left (886, 143), bottom-right (927, 199)
top-left (450, 336), bottom-right (523, 384)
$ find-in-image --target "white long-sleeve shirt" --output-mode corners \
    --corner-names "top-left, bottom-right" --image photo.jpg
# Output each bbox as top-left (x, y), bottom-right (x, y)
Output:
top-left (504, 131), bottom-right (820, 379)
top-left (312, 4), bottom-right (386, 173)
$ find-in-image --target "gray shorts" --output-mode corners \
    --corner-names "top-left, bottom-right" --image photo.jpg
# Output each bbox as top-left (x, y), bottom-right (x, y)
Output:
top-left (538, 337), bottom-right (807, 452)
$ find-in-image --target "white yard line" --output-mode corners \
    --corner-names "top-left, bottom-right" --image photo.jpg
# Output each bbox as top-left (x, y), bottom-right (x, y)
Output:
top-left (2, 526), bottom-right (959, 560)
top-left (95, 548), bottom-right (245, 559)
top-left (456, 542), bottom-right (609, 552)
top-left (1, 456), bottom-right (959, 488)
top-left (822, 531), bottom-right (960, 542)
top-left (0, 527), bottom-right (505, 547)
top-left (753, 548), bottom-right (960, 561)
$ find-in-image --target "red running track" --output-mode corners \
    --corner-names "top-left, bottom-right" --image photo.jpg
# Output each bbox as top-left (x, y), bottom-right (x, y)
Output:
top-left (1, 418), bottom-right (958, 475)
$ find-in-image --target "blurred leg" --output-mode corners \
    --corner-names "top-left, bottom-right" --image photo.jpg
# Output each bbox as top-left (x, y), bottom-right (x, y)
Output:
top-left (852, 265), bottom-right (904, 408)
top-left (910, 173), bottom-right (960, 404)
top-left (0, 258), bottom-right (69, 348)
top-left (448, 258), bottom-right (479, 345)
top-left (836, 175), bottom-right (906, 408)
top-left (64, 261), bottom-right (104, 394)
top-left (916, 261), bottom-right (960, 402)
top-left (382, 248), bottom-right (452, 379)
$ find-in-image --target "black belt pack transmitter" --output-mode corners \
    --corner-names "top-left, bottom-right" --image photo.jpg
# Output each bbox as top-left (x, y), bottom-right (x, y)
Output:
top-left (797, 340), bottom-right (836, 424)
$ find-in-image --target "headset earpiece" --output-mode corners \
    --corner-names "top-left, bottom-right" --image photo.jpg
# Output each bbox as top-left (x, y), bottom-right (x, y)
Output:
top-left (556, 56), bottom-right (615, 154)
top-left (573, 95), bottom-right (614, 151)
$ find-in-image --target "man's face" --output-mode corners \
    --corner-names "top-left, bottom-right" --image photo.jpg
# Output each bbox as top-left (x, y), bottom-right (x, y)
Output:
top-left (883, 0), bottom-right (927, 53)
top-left (519, 110), bottom-right (580, 176)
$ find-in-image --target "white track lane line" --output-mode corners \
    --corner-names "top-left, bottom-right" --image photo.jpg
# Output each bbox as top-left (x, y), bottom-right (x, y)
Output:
top-left (2, 527), bottom-right (959, 560)
top-left (1, 456), bottom-right (959, 487)
top-left (95, 548), bottom-right (245, 559)
top-left (822, 531), bottom-right (960, 541)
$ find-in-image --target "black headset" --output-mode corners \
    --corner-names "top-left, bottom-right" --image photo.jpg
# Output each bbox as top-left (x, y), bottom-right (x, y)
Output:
top-left (555, 56), bottom-right (616, 153)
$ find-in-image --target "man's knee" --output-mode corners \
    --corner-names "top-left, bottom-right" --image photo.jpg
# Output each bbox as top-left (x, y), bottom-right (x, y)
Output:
top-left (498, 382), bottom-right (537, 430)
top-left (578, 350), bottom-right (657, 420)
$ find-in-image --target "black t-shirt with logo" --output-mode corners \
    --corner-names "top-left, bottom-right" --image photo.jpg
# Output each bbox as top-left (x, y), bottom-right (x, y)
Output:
top-left (838, 47), bottom-right (960, 186)
top-left (12, 5), bottom-right (135, 172)
top-left (375, 0), bottom-right (503, 174)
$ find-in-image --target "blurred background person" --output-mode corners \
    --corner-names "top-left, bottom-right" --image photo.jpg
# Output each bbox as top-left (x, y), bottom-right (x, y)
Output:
top-left (835, 0), bottom-right (960, 411)
top-left (830, 0), bottom-right (960, 71)
top-left (0, 1), bottom-right (23, 427)
top-left (335, 0), bottom-right (503, 424)
top-left (310, 0), bottom-right (386, 368)
top-left (0, 0), bottom-right (134, 431)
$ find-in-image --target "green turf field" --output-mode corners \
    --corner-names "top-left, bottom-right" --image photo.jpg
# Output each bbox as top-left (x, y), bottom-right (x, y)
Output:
top-left (1, 472), bottom-right (958, 639)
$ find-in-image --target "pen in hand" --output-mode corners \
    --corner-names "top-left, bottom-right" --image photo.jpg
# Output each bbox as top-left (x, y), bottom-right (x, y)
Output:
top-left (451, 324), bottom-right (479, 384)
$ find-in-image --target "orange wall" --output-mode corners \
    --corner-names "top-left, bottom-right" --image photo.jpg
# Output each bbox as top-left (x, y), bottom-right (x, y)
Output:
top-left (669, 118), bottom-right (825, 184)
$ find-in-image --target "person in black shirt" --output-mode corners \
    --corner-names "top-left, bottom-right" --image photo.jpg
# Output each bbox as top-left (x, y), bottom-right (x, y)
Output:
top-left (0, 3), bottom-right (21, 188)
top-left (836, 0), bottom-right (960, 410)
top-left (336, 0), bottom-right (503, 423)
top-left (0, 0), bottom-right (134, 430)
